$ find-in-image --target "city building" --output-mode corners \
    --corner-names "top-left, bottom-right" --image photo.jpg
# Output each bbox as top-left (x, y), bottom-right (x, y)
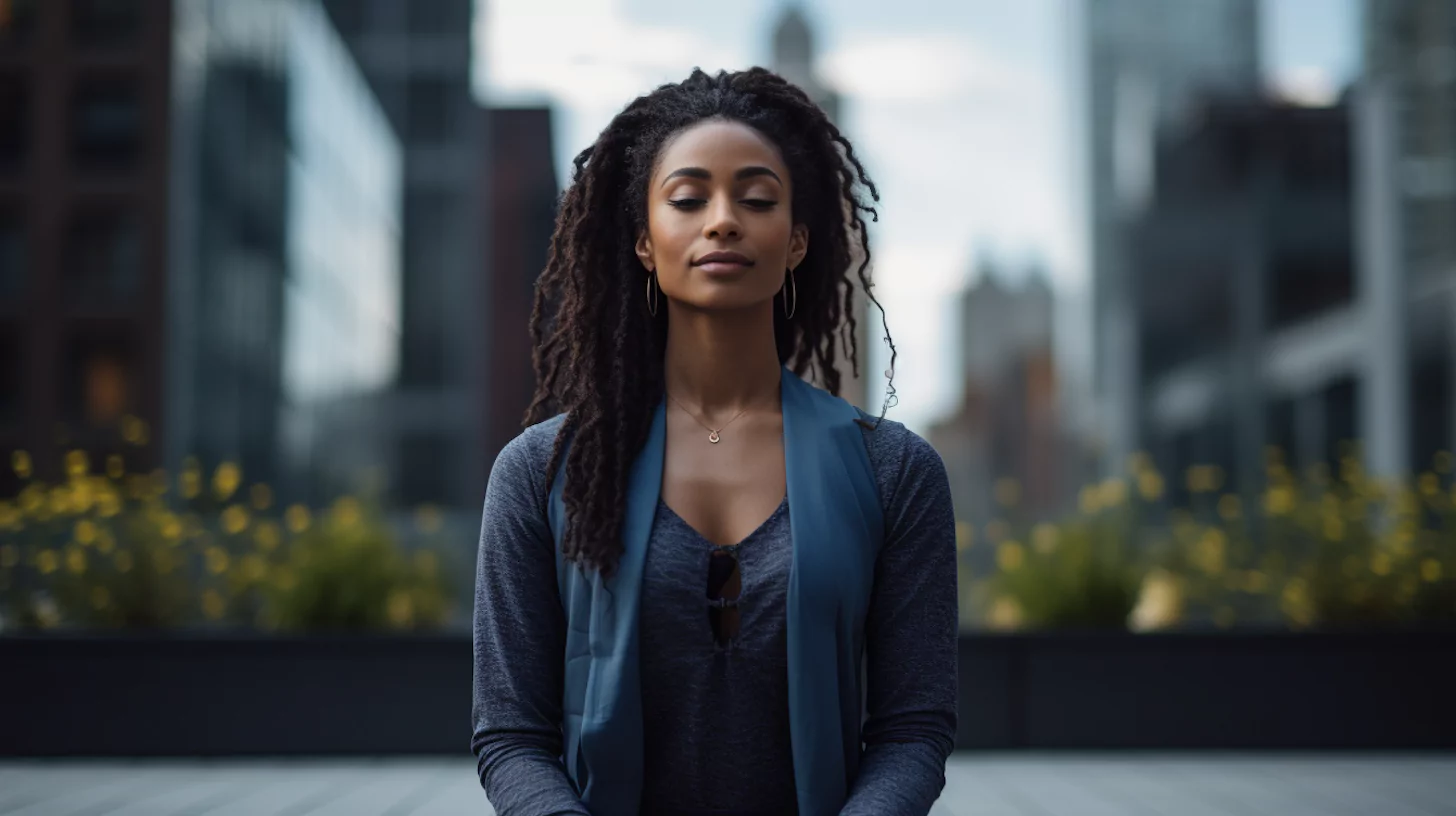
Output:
top-left (167, 0), bottom-right (403, 504)
top-left (1082, 0), bottom-right (1262, 475)
top-left (481, 106), bottom-right (557, 467)
top-left (1359, 0), bottom-right (1456, 477)
top-left (0, 0), bottom-right (174, 495)
top-left (928, 260), bottom-right (1075, 538)
top-left (320, 0), bottom-right (486, 513)
top-left (0, 0), bottom-right (403, 506)
top-left (1130, 98), bottom-right (1355, 504)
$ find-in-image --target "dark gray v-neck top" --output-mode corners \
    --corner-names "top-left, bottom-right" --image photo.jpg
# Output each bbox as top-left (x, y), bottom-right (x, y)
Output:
top-left (471, 411), bottom-right (958, 816)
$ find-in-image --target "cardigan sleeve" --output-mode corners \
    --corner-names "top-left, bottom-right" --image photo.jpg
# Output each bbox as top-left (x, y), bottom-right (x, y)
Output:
top-left (840, 419), bottom-right (959, 816)
top-left (470, 419), bottom-right (592, 816)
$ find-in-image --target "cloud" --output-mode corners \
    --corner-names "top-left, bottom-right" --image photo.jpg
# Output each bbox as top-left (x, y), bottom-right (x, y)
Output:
top-left (818, 34), bottom-right (1046, 105)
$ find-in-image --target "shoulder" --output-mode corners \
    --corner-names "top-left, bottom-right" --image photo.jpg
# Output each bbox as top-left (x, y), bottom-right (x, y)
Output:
top-left (852, 408), bottom-right (948, 509)
top-left (487, 413), bottom-right (568, 507)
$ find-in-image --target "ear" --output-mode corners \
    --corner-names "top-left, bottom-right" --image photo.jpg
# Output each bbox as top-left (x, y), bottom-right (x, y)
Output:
top-left (635, 230), bottom-right (655, 272)
top-left (787, 224), bottom-right (809, 271)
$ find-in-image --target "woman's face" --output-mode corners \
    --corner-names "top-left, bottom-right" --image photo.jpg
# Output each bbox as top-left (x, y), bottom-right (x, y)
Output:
top-left (636, 119), bottom-right (809, 315)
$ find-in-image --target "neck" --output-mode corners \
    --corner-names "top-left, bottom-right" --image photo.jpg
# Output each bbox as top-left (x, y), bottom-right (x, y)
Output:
top-left (662, 302), bottom-right (782, 418)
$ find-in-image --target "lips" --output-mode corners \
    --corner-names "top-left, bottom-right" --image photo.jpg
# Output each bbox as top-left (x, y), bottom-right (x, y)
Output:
top-left (692, 251), bottom-right (753, 267)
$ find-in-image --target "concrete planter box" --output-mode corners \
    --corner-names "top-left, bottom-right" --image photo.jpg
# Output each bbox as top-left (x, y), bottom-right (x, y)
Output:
top-left (3, 631), bottom-right (1453, 756)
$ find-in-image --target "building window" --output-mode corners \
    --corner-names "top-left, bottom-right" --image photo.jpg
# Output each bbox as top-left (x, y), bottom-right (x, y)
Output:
top-left (71, 79), bottom-right (142, 170)
top-left (61, 328), bottom-right (134, 427)
top-left (71, 0), bottom-right (143, 46)
top-left (0, 0), bottom-right (39, 46)
top-left (66, 211), bottom-right (141, 303)
top-left (407, 0), bottom-right (465, 34)
top-left (0, 210), bottom-right (22, 299)
top-left (0, 74), bottom-right (28, 170)
top-left (406, 77), bottom-right (465, 143)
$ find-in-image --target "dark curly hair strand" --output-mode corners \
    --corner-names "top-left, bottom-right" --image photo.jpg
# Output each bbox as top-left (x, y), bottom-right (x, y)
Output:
top-left (523, 67), bottom-right (898, 576)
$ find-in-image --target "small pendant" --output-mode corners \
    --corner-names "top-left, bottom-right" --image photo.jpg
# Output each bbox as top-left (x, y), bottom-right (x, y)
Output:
top-left (708, 431), bottom-right (721, 444)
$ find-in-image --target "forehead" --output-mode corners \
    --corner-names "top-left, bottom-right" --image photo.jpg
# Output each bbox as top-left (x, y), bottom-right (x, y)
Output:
top-left (653, 119), bottom-right (789, 180)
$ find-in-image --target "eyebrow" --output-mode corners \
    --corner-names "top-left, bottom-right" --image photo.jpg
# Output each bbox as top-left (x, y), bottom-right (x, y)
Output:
top-left (660, 166), bottom-right (783, 188)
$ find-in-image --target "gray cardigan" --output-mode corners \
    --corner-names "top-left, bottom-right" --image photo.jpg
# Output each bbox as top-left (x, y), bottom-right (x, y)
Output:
top-left (471, 412), bottom-right (959, 815)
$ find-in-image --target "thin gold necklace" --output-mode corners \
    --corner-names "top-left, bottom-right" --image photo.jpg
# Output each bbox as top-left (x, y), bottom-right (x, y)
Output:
top-left (666, 392), bottom-right (751, 444)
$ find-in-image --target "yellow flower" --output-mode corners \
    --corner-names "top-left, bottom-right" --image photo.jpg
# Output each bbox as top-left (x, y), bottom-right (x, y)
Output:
top-left (0, 544), bottom-right (18, 568)
top-left (1128, 568), bottom-right (1182, 632)
top-left (1099, 478), bottom-right (1128, 508)
top-left (66, 546), bottom-right (86, 574)
top-left (994, 478), bottom-right (1021, 508)
top-left (70, 480), bottom-right (94, 513)
top-left (1217, 494), bottom-right (1242, 522)
top-left (65, 449), bottom-right (90, 479)
top-left (90, 586), bottom-right (111, 610)
top-left (414, 504), bottom-right (443, 534)
top-left (37, 549), bottom-right (58, 574)
top-left (241, 554), bottom-right (267, 582)
top-left (205, 546), bottom-right (230, 575)
top-left (74, 519), bottom-right (97, 545)
top-left (997, 541), bottom-right (1025, 571)
top-left (1195, 528), bottom-right (1226, 575)
top-left (1138, 470), bottom-right (1164, 502)
top-left (414, 549), bottom-right (438, 576)
top-left (1418, 472), bottom-right (1441, 498)
top-left (0, 501), bottom-right (18, 529)
top-left (284, 504), bottom-right (311, 534)
top-left (121, 415), bottom-right (149, 446)
top-left (954, 521), bottom-right (974, 551)
top-left (254, 521), bottom-right (282, 552)
top-left (1281, 577), bottom-right (1313, 627)
top-left (161, 514), bottom-right (183, 541)
top-left (1032, 523), bottom-right (1059, 555)
top-left (331, 496), bottom-right (362, 528)
top-left (106, 454), bottom-right (126, 479)
top-left (1263, 486), bottom-right (1294, 516)
top-left (213, 462), bottom-right (242, 501)
top-left (11, 449), bottom-right (33, 479)
top-left (114, 550), bottom-right (134, 573)
top-left (987, 596), bottom-right (1024, 631)
top-left (180, 468), bottom-right (201, 500)
top-left (387, 590), bottom-right (414, 628)
top-left (1370, 552), bottom-right (1391, 576)
top-left (49, 486), bottom-right (72, 516)
top-left (1079, 485), bottom-right (1101, 515)
top-left (1421, 559), bottom-right (1442, 583)
top-left (220, 504), bottom-right (250, 535)
top-left (201, 589), bottom-right (226, 620)
top-left (96, 488), bottom-right (121, 518)
top-left (19, 484), bottom-right (43, 515)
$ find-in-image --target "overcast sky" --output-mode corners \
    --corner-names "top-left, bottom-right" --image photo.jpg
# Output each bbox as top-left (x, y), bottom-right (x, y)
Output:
top-left (472, 0), bottom-right (1359, 435)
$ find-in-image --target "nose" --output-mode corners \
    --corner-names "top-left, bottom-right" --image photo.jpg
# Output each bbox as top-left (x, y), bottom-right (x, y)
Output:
top-left (702, 193), bottom-right (742, 241)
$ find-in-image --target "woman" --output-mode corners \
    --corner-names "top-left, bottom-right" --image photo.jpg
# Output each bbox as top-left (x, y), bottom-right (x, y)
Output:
top-left (471, 67), bottom-right (958, 816)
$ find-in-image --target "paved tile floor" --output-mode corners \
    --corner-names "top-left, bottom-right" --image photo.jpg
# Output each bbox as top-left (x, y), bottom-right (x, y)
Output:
top-left (0, 754), bottom-right (1451, 815)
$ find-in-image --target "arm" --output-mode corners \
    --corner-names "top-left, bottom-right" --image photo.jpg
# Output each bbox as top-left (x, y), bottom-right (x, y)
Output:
top-left (840, 431), bottom-right (959, 816)
top-left (471, 425), bottom-right (592, 816)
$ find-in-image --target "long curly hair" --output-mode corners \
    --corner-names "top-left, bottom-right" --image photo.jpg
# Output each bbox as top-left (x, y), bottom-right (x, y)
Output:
top-left (524, 67), bottom-right (897, 575)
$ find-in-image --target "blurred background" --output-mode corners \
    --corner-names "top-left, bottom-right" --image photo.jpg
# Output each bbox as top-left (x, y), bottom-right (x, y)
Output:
top-left (2, 2), bottom-right (1455, 813)
top-left (3, 0), bottom-right (1453, 637)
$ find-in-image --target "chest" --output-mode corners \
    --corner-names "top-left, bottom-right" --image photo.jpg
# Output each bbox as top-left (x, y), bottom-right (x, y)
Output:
top-left (660, 411), bottom-right (786, 547)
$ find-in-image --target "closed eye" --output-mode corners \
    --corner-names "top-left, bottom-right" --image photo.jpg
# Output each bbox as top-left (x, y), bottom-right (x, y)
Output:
top-left (666, 198), bottom-right (779, 210)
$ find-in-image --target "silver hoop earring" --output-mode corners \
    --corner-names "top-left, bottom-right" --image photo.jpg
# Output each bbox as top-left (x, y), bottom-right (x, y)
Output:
top-left (646, 270), bottom-right (659, 317)
top-left (782, 267), bottom-right (797, 319)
